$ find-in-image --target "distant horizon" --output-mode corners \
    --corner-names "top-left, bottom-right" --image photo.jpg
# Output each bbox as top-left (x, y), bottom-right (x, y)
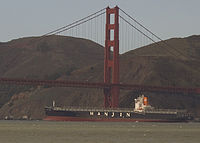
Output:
top-left (1, 0), bottom-right (200, 42)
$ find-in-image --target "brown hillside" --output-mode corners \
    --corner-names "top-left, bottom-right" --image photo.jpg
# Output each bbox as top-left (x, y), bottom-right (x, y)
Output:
top-left (0, 35), bottom-right (104, 110)
top-left (0, 35), bottom-right (104, 79)
top-left (0, 35), bottom-right (200, 119)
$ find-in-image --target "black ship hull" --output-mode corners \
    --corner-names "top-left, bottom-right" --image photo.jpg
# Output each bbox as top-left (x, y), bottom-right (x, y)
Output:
top-left (44, 107), bottom-right (192, 122)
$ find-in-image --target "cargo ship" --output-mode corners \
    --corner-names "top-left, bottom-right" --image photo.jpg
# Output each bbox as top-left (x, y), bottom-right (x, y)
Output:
top-left (44, 95), bottom-right (193, 122)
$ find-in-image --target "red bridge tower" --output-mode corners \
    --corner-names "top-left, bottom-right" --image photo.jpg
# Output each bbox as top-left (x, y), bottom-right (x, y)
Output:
top-left (104, 6), bottom-right (119, 108)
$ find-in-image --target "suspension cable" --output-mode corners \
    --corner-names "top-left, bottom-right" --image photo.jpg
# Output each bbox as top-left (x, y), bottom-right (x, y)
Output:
top-left (119, 8), bottom-right (190, 59)
top-left (53, 12), bottom-right (105, 35)
top-left (42, 7), bottom-right (106, 36)
top-left (119, 15), bottom-right (178, 57)
top-left (120, 8), bottom-right (162, 42)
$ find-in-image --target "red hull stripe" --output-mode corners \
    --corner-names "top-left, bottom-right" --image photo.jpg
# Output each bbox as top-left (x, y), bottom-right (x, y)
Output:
top-left (43, 116), bottom-right (184, 122)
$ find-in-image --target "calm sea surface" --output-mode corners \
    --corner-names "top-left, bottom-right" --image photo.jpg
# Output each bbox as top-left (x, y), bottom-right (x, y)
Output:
top-left (0, 120), bottom-right (200, 143)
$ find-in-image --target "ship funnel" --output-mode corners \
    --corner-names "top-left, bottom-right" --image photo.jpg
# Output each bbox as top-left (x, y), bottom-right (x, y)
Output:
top-left (143, 97), bottom-right (148, 106)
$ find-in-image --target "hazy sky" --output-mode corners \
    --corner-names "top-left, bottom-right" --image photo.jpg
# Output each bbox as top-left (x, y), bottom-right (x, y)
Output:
top-left (0, 0), bottom-right (200, 42)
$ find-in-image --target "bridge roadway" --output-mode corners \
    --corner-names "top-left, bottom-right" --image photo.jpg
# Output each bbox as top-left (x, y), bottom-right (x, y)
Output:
top-left (0, 78), bottom-right (200, 94)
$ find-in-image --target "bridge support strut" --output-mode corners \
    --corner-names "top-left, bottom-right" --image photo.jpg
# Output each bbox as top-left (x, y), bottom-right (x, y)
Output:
top-left (104, 6), bottom-right (119, 108)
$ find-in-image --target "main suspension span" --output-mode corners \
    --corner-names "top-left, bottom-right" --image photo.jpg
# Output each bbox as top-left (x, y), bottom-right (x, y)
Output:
top-left (104, 6), bottom-right (119, 108)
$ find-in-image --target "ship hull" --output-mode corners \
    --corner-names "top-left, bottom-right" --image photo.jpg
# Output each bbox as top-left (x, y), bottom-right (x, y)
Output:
top-left (44, 107), bottom-right (191, 122)
top-left (44, 116), bottom-right (187, 122)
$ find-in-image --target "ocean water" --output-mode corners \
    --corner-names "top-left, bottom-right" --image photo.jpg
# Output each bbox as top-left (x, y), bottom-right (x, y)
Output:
top-left (0, 120), bottom-right (200, 143)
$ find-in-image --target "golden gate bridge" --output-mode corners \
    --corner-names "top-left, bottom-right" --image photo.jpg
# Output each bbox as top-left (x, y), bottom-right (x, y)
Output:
top-left (0, 6), bottom-right (199, 108)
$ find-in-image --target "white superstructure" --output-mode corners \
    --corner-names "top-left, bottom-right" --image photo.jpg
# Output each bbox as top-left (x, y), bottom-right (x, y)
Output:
top-left (134, 95), bottom-right (153, 112)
